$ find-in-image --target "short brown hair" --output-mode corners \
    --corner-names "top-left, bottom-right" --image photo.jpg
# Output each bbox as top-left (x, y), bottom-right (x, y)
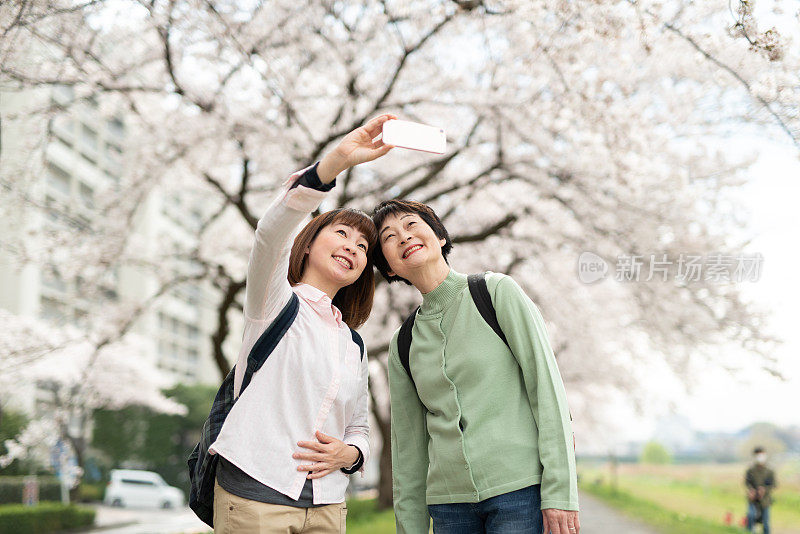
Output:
top-left (371, 199), bottom-right (452, 284)
top-left (288, 208), bottom-right (378, 329)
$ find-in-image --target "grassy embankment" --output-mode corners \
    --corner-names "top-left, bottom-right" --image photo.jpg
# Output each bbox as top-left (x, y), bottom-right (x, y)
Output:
top-left (579, 460), bottom-right (800, 534)
top-left (230, 461), bottom-right (800, 534)
top-left (346, 498), bottom-right (396, 534)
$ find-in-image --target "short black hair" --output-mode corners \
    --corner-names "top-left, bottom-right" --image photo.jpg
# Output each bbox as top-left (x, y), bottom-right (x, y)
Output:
top-left (753, 446), bottom-right (765, 455)
top-left (371, 199), bottom-right (452, 284)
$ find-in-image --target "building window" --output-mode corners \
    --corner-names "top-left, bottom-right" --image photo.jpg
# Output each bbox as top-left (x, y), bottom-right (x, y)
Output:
top-left (52, 117), bottom-right (75, 147)
top-left (40, 296), bottom-right (67, 322)
top-left (81, 124), bottom-right (98, 153)
top-left (71, 214), bottom-right (91, 231)
top-left (79, 182), bottom-right (94, 209)
top-left (104, 170), bottom-right (120, 184)
top-left (190, 209), bottom-right (203, 229)
top-left (42, 267), bottom-right (67, 292)
top-left (102, 286), bottom-right (118, 301)
top-left (56, 135), bottom-right (73, 149)
top-left (73, 309), bottom-right (88, 328)
top-left (52, 85), bottom-right (74, 104)
top-left (107, 117), bottom-right (125, 138)
top-left (46, 163), bottom-right (71, 196)
top-left (41, 268), bottom-right (67, 293)
top-left (157, 309), bottom-right (203, 379)
top-left (182, 284), bottom-right (201, 305)
top-left (105, 142), bottom-right (122, 165)
top-left (44, 195), bottom-right (67, 225)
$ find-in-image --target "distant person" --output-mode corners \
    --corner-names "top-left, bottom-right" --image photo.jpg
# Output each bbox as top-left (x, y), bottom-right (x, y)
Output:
top-left (745, 446), bottom-right (776, 534)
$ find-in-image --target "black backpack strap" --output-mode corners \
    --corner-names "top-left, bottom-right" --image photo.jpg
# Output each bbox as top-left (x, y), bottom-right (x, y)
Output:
top-left (467, 275), bottom-right (570, 421)
top-left (468, 273), bottom-right (509, 349)
top-left (398, 306), bottom-right (420, 385)
top-left (239, 293), bottom-right (300, 394)
top-left (349, 328), bottom-right (365, 360)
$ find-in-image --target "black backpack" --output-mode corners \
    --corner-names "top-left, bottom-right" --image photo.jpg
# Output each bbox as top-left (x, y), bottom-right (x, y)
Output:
top-left (397, 273), bottom-right (507, 387)
top-left (187, 293), bottom-right (365, 527)
top-left (396, 272), bottom-right (573, 427)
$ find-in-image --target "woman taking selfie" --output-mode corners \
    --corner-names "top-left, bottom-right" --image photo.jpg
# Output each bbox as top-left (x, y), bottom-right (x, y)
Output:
top-left (207, 114), bottom-right (397, 533)
top-left (372, 199), bottom-right (580, 534)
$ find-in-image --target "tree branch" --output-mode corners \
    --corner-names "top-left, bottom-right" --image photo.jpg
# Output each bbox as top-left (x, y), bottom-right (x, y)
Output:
top-left (631, 1), bottom-right (799, 149)
top-left (307, 13), bottom-right (457, 163)
top-left (211, 274), bottom-right (245, 379)
top-left (451, 213), bottom-right (519, 244)
top-left (204, 166), bottom-right (258, 230)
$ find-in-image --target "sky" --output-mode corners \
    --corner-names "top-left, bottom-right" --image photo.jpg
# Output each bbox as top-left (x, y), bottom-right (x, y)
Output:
top-left (621, 135), bottom-right (800, 443)
top-left (681, 137), bottom-right (800, 432)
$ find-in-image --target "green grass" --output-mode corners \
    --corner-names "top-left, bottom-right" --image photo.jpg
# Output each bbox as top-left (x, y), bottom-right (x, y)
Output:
top-left (582, 483), bottom-right (742, 534)
top-left (346, 498), bottom-right (397, 534)
top-left (344, 487), bottom-right (751, 534)
top-left (0, 502), bottom-right (95, 534)
top-left (579, 461), bottom-right (800, 534)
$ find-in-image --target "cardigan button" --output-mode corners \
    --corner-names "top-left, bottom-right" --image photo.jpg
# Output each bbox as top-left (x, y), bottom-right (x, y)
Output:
top-left (449, 385), bottom-right (454, 390)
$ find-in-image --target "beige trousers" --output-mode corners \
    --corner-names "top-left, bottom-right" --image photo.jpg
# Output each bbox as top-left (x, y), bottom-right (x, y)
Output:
top-left (213, 479), bottom-right (347, 534)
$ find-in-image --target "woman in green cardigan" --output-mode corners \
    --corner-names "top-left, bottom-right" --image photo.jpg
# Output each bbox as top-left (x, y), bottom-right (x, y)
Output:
top-left (371, 200), bottom-right (580, 534)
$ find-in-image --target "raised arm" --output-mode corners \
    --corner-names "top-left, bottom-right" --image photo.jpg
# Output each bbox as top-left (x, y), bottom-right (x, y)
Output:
top-left (243, 165), bottom-right (328, 323)
top-left (234, 113), bottom-right (397, 397)
top-left (244, 112), bottom-right (398, 323)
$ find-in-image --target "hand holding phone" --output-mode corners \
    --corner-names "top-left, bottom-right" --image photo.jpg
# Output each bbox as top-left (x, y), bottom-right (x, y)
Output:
top-left (381, 119), bottom-right (446, 154)
top-left (318, 113), bottom-right (397, 181)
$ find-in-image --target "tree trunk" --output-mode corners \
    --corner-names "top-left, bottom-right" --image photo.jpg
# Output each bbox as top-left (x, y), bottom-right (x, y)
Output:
top-left (211, 278), bottom-right (245, 379)
top-left (368, 373), bottom-right (394, 510)
top-left (66, 429), bottom-right (86, 503)
top-left (377, 421), bottom-right (393, 510)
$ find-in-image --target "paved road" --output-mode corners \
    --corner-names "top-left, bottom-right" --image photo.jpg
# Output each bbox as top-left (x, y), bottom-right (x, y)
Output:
top-left (80, 505), bottom-right (209, 534)
top-left (577, 491), bottom-right (660, 534)
top-left (83, 492), bottom-right (659, 533)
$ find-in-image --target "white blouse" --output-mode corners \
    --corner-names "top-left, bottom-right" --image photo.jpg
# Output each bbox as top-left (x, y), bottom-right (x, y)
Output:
top-left (209, 168), bottom-right (370, 504)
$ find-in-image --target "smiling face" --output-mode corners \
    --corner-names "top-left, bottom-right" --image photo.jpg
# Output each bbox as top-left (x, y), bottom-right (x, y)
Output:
top-left (288, 208), bottom-right (378, 327)
top-left (378, 212), bottom-right (447, 279)
top-left (305, 222), bottom-right (370, 288)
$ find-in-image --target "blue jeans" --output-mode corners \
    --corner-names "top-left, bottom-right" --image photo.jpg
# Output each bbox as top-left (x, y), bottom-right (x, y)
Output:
top-left (428, 485), bottom-right (544, 534)
top-left (747, 502), bottom-right (770, 534)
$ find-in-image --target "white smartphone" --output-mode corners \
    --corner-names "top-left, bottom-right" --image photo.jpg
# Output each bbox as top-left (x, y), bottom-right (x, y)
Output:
top-left (381, 119), bottom-right (446, 154)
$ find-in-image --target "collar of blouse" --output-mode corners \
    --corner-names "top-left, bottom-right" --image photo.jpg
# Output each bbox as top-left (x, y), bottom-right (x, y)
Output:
top-left (293, 283), bottom-right (345, 327)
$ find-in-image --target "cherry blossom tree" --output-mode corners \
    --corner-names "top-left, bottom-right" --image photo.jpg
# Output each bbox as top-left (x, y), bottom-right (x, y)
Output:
top-left (0, 312), bottom-right (186, 500)
top-left (2, 0), bottom-right (797, 506)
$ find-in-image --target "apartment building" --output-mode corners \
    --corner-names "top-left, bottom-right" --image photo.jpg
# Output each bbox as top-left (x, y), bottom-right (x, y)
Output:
top-left (0, 85), bottom-right (226, 416)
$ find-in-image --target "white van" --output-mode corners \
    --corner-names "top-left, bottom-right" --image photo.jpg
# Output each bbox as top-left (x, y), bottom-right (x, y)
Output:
top-left (104, 469), bottom-right (184, 509)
